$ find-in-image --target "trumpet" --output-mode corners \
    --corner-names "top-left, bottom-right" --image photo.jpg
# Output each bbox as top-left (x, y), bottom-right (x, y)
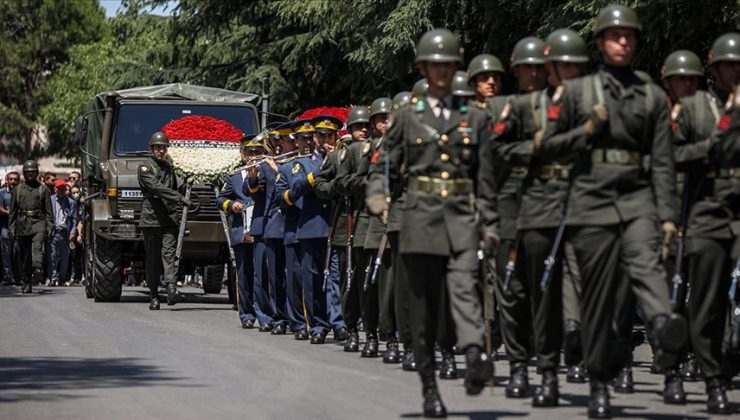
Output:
top-left (229, 150), bottom-right (301, 175)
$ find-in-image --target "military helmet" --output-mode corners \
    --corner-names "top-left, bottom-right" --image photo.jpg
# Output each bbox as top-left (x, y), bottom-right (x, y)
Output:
top-left (708, 32), bottom-right (740, 66)
top-left (22, 160), bottom-right (39, 172)
top-left (412, 78), bottom-right (429, 97)
top-left (467, 54), bottom-right (505, 83)
top-left (346, 106), bottom-right (370, 128)
top-left (452, 71), bottom-right (474, 96)
top-left (510, 37), bottom-right (546, 67)
top-left (392, 91), bottom-right (412, 109)
top-left (661, 50), bottom-right (703, 79)
top-left (544, 29), bottom-right (589, 63)
top-left (415, 28), bottom-right (463, 64)
top-left (148, 132), bottom-right (170, 147)
top-left (370, 97), bottom-right (393, 118)
top-left (593, 4), bottom-right (642, 37)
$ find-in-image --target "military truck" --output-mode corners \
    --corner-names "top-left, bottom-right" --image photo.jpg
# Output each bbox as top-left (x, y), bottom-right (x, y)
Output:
top-left (74, 84), bottom-right (261, 302)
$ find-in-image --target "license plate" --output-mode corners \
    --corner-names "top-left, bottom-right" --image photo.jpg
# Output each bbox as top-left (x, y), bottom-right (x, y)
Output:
top-left (120, 190), bottom-right (143, 198)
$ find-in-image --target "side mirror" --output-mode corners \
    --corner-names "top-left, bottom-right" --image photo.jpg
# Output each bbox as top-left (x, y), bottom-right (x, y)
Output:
top-left (73, 116), bottom-right (89, 146)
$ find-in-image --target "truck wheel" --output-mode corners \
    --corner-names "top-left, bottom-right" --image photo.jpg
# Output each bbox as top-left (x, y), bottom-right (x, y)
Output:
top-left (202, 264), bottom-right (224, 294)
top-left (93, 235), bottom-right (123, 302)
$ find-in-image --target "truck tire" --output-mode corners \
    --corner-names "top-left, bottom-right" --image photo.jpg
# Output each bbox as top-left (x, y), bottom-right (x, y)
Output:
top-left (93, 235), bottom-right (123, 302)
top-left (202, 264), bottom-right (224, 294)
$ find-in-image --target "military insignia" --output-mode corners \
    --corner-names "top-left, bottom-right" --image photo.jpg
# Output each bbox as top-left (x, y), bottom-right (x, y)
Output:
top-left (415, 99), bottom-right (426, 113)
top-left (499, 101), bottom-right (512, 121)
top-left (460, 121), bottom-right (470, 128)
top-left (339, 149), bottom-right (347, 163)
top-left (718, 114), bottom-right (731, 130)
top-left (670, 103), bottom-right (681, 121)
top-left (552, 85), bottom-right (564, 103)
top-left (547, 105), bottom-right (561, 120)
top-left (459, 104), bottom-right (468, 114)
top-left (362, 141), bottom-right (371, 156)
top-left (493, 121), bottom-right (507, 135)
top-left (139, 164), bottom-right (149, 173)
top-left (370, 150), bottom-right (381, 164)
top-left (292, 163), bottom-right (301, 174)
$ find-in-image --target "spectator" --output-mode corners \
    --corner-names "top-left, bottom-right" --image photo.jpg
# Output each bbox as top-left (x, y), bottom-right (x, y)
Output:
top-left (43, 172), bottom-right (57, 194)
top-left (68, 171), bottom-right (81, 188)
top-left (49, 180), bottom-right (77, 287)
top-left (0, 172), bottom-right (19, 285)
top-left (69, 185), bottom-right (84, 284)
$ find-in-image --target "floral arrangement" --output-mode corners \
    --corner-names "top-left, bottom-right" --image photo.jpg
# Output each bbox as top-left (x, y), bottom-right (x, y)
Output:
top-left (161, 115), bottom-right (243, 184)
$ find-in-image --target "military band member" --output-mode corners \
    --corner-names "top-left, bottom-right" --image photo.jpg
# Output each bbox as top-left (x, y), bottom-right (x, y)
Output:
top-left (539, 5), bottom-right (687, 417)
top-left (367, 28), bottom-right (495, 417)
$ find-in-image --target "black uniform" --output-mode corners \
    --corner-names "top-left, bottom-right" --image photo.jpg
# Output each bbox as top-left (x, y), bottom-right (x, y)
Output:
top-left (9, 180), bottom-right (53, 291)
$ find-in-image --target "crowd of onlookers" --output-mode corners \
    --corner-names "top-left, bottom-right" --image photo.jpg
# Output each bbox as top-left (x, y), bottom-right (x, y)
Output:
top-left (0, 170), bottom-right (84, 287)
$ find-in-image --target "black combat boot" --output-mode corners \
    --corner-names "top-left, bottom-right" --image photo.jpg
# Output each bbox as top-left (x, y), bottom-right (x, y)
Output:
top-left (334, 327), bottom-right (350, 342)
top-left (651, 313), bottom-right (687, 370)
top-left (612, 366), bottom-right (634, 394)
top-left (22, 282), bottom-right (32, 294)
top-left (463, 345), bottom-right (493, 396)
top-left (383, 338), bottom-right (401, 364)
top-left (505, 362), bottom-right (529, 398)
top-left (588, 381), bottom-right (611, 418)
top-left (662, 368), bottom-right (686, 404)
top-left (438, 349), bottom-right (458, 379)
top-left (361, 331), bottom-right (379, 357)
top-left (563, 319), bottom-right (582, 366)
top-left (402, 345), bottom-right (417, 371)
top-left (680, 352), bottom-right (701, 381)
top-left (166, 282), bottom-right (184, 306)
top-left (533, 369), bottom-right (559, 407)
top-left (149, 294), bottom-right (160, 310)
top-left (566, 363), bottom-right (588, 383)
top-left (344, 330), bottom-right (360, 352)
top-left (421, 375), bottom-right (447, 418)
top-left (706, 377), bottom-right (731, 414)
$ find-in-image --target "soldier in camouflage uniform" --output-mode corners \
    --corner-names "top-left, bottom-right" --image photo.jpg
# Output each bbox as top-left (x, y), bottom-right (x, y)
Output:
top-left (9, 160), bottom-right (52, 294)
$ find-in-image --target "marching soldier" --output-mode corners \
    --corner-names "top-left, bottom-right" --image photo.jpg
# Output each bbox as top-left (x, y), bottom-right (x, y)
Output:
top-left (366, 28), bottom-right (495, 417)
top-left (539, 5), bottom-right (687, 417)
top-left (9, 160), bottom-right (52, 294)
top-left (467, 53), bottom-right (505, 108)
top-left (336, 106), bottom-right (374, 354)
top-left (494, 28), bottom-right (590, 407)
top-left (137, 132), bottom-right (190, 309)
top-left (673, 32), bottom-right (740, 414)
top-left (216, 134), bottom-right (262, 328)
top-left (493, 35), bottom-right (548, 400)
top-left (412, 78), bottom-right (429, 99)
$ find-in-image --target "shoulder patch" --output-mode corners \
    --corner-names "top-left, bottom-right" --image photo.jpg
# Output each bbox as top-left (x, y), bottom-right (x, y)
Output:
top-left (292, 163), bottom-right (301, 174)
top-left (370, 150), bottom-right (381, 164)
top-left (339, 149), bottom-right (347, 163)
top-left (547, 105), bottom-right (561, 120)
top-left (362, 141), bottom-right (371, 156)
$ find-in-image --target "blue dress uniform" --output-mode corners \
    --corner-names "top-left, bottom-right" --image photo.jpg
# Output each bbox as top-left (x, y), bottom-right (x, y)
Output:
top-left (216, 140), bottom-right (259, 327)
top-left (268, 122), bottom-right (304, 335)
top-left (285, 120), bottom-right (333, 343)
top-left (246, 132), bottom-right (282, 331)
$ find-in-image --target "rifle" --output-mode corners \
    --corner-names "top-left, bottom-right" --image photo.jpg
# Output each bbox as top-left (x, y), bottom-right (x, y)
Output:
top-left (502, 241), bottom-right (518, 295)
top-left (363, 149), bottom-right (391, 291)
top-left (539, 216), bottom-right (567, 291)
top-left (478, 248), bottom-right (495, 391)
top-left (322, 199), bottom-right (344, 291)
top-left (214, 184), bottom-right (242, 315)
top-left (345, 197), bottom-right (355, 292)
top-left (671, 175), bottom-right (691, 308)
top-left (730, 258), bottom-right (740, 352)
top-left (174, 184), bottom-right (192, 275)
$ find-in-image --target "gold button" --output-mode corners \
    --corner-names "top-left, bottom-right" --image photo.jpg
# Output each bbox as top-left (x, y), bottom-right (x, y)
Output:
top-left (416, 138), bottom-right (423, 144)
top-left (463, 137), bottom-right (471, 145)
top-left (440, 171), bottom-right (450, 180)
top-left (440, 153), bottom-right (450, 162)
top-left (440, 134), bottom-right (449, 142)
top-left (440, 189), bottom-right (449, 198)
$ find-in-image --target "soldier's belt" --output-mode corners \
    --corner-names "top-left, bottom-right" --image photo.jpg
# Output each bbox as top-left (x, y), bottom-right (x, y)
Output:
top-left (706, 167), bottom-right (740, 179)
top-left (591, 149), bottom-right (641, 165)
top-left (408, 176), bottom-right (473, 198)
top-left (538, 164), bottom-right (571, 180)
top-left (21, 210), bottom-right (40, 217)
top-left (510, 166), bottom-right (528, 175)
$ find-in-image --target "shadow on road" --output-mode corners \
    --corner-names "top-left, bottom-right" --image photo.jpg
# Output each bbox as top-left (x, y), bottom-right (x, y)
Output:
top-left (0, 357), bottom-right (193, 403)
top-left (0, 287), bottom-right (64, 298)
top-left (401, 410), bottom-right (527, 419)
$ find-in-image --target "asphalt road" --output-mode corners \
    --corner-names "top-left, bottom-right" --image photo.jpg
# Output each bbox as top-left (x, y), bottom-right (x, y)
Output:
top-left (0, 284), bottom-right (737, 419)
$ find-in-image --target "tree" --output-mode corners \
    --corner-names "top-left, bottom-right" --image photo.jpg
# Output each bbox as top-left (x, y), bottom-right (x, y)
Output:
top-left (0, 0), bottom-right (106, 160)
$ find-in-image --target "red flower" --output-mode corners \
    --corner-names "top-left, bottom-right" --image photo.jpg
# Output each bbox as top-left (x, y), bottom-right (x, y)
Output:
top-left (161, 115), bottom-right (243, 143)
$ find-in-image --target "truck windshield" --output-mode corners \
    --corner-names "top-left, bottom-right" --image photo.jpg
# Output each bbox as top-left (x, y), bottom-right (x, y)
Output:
top-left (112, 103), bottom-right (257, 155)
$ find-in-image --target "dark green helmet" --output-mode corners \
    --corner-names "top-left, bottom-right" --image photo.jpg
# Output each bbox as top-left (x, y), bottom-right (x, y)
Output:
top-left (392, 91), bottom-right (411, 109)
top-left (452, 71), bottom-right (474, 97)
top-left (346, 106), bottom-right (370, 128)
top-left (593, 4), bottom-right (642, 37)
top-left (22, 160), bottom-right (39, 172)
top-left (708, 32), bottom-right (740, 66)
top-left (467, 54), bottom-right (505, 83)
top-left (661, 50), bottom-right (703, 79)
top-left (510, 37), bottom-right (546, 67)
top-left (544, 29), bottom-right (589, 63)
top-left (412, 78), bottom-right (429, 97)
top-left (148, 132), bottom-right (170, 147)
top-left (370, 97), bottom-right (392, 118)
top-left (415, 28), bottom-right (463, 64)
